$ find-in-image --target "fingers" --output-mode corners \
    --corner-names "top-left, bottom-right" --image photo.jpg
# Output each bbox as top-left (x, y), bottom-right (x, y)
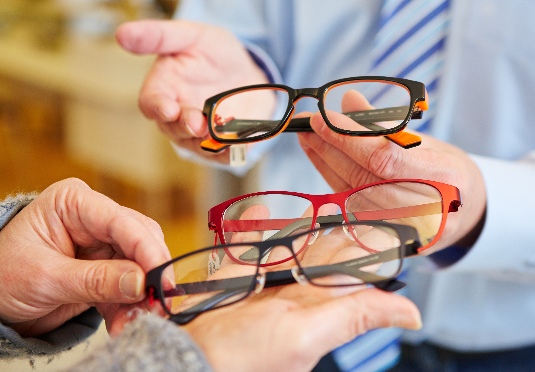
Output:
top-left (152, 105), bottom-right (209, 140)
top-left (53, 179), bottom-right (171, 272)
top-left (297, 289), bottom-right (421, 357)
top-left (116, 20), bottom-right (205, 55)
top-left (48, 254), bottom-right (146, 305)
top-left (299, 112), bottom-right (408, 186)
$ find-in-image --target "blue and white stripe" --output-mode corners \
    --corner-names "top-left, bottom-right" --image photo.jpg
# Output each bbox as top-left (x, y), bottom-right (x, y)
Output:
top-left (371, 0), bottom-right (451, 133)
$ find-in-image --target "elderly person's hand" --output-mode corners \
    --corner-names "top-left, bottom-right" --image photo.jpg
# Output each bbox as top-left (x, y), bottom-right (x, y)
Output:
top-left (0, 178), bottom-right (171, 337)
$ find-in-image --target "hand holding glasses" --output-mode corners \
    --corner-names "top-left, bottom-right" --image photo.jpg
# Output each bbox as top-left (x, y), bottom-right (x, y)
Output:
top-left (146, 179), bottom-right (461, 324)
top-left (200, 76), bottom-right (428, 154)
top-left (146, 220), bottom-right (422, 325)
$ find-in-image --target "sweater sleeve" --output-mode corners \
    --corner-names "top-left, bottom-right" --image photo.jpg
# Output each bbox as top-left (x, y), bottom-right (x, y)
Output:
top-left (0, 193), bottom-right (37, 231)
top-left (67, 313), bottom-right (212, 372)
top-left (0, 194), bottom-right (103, 359)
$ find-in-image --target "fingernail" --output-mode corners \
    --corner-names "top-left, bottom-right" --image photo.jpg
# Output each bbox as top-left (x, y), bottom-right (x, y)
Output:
top-left (184, 122), bottom-right (197, 137)
top-left (120, 271), bottom-right (143, 299)
top-left (156, 105), bottom-right (176, 122)
top-left (411, 313), bottom-right (423, 330)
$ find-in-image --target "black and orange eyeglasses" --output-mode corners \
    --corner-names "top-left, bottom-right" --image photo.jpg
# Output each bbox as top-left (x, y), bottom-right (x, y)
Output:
top-left (200, 76), bottom-right (428, 153)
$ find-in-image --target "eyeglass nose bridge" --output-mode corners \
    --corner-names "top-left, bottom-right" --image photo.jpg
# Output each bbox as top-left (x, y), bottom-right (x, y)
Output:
top-left (293, 87), bottom-right (321, 102)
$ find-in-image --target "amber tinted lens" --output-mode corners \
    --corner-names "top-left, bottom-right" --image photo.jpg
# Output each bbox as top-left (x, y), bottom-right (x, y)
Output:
top-left (345, 181), bottom-right (443, 248)
top-left (161, 245), bottom-right (259, 316)
top-left (323, 80), bottom-right (411, 133)
top-left (221, 194), bottom-right (315, 265)
top-left (211, 87), bottom-right (289, 142)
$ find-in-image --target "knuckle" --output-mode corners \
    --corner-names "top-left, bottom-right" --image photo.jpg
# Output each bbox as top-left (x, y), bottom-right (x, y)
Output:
top-left (365, 145), bottom-right (403, 180)
top-left (83, 263), bottom-right (110, 303)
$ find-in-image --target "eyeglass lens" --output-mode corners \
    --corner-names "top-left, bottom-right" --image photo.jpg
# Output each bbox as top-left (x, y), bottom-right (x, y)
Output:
top-left (209, 80), bottom-right (411, 141)
top-left (160, 223), bottom-right (404, 317)
top-left (220, 181), bottom-right (443, 256)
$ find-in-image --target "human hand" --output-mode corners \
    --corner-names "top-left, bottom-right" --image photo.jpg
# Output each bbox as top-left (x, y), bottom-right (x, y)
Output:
top-left (142, 205), bottom-right (420, 371)
top-left (0, 178), bottom-right (171, 337)
top-left (297, 91), bottom-right (486, 253)
top-left (183, 281), bottom-right (421, 372)
top-left (115, 20), bottom-right (271, 163)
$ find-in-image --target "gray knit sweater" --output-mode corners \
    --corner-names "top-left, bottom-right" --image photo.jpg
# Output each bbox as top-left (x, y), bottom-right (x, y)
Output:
top-left (0, 194), bottom-right (212, 371)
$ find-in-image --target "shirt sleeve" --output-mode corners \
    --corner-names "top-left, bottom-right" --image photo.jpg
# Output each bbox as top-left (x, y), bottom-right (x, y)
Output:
top-left (432, 152), bottom-right (535, 279)
top-left (0, 308), bottom-right (102, 359)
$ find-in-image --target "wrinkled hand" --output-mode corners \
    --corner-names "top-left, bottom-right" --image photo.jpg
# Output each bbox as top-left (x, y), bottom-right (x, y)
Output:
top-left (115, 20), bottom-right (270, 163)
top-left (152, 206), bottom-right (421, 372)
top-left (0, 178), bottom-right (171, 336)
top-left (184, 282), bottom-right (421, 372)
top-left (297, 92), bottom-right (487, 253)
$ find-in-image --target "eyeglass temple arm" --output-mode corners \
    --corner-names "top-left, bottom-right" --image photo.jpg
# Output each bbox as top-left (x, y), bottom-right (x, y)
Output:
top-left (169, 287), bottom-right (246, 325)
top-left (236, 214), bottom-right (402, 262)
top-left (200, 122), bottom-right (276, 153)
top-left (166, 247), bottom-right (411, 325)
top-left (212, 106), bottom-right (420, 134)
top-left (200, 106), bottom-right (422, 152)
top-left (285, 105), bottom-right (422, 131)
top-left (163, 243), bottom-right (419, 301)
top-left (222, 201), bottom-right (444, 234)
top-left (285, 115), bottom-right (421, 149)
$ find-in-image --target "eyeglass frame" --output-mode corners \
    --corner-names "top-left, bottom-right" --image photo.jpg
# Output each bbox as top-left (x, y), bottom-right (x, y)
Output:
top-left (146, 220), bottom-right (422, 325)
top-left (208, 178), bottom-right (461, 256)
top-left (200, 76), bottom-right (429, 153)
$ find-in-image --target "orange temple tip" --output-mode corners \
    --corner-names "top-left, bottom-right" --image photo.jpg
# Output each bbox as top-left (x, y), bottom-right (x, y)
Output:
top-left (386, 131), bottom-right (422, 149)
top-left (200, 138), bottom-right (230, 153)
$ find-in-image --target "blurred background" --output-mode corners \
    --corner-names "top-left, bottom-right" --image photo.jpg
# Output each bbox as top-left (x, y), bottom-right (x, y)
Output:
top-left (0, 0), bottom-right (206, 255)
top-left (0, 1), bottom-right (251, 369)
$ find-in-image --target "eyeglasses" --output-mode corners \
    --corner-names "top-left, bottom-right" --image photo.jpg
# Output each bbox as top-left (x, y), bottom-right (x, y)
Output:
top-left (200, 76), bottom-right (428, 153)
top-left (208, 179), bottom-right (461, 262)
top-left (146, 220), bottom-right (422, 325)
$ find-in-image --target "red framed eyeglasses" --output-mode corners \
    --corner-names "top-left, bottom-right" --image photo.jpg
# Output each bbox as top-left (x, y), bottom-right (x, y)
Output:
top-left (208, 179), bottom-right (461, 266)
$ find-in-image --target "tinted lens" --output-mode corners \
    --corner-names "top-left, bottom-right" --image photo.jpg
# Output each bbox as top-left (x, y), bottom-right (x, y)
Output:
top-left (221, 194), bottom-right (316, 266)
top-left (323, 80), bottom-right (411, 133)
top-left (296, 223), bottom-right (403, 286)
top-left (161, 245), bottom-right (259, 316)
top-left (211, 87), bottom-right (289, 142)
top-left (346, 181), bottom-right (443, 248)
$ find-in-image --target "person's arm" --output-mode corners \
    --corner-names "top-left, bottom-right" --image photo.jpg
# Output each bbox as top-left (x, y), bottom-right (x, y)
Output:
top-left (436, 152), bottom-right (535, 276)
top-left (67, 313), bottom-right (211, 372)
top-left (0, 309), bottom-right (101, 359)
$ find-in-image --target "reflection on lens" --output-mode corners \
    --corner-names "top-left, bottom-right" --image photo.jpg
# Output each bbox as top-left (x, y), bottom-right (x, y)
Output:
top-left (161, 245), bottom-right (259, 316)
top-left (323, 80), bottom-right (411, 133)
top-left (211, 88), bottom-right (289, 141)
top-left (295, 224), bottom-right (402, 286)
top-left (221, 194), bottom-right (315, 265)
top-left (345, 181), bottom-right (442, 248)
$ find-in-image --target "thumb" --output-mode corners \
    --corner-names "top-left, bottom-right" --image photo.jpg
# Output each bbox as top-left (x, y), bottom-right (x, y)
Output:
top-left (116, 19), bottom-right (204, 55)
top-left (53, 258), bottom-right (146, 305)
